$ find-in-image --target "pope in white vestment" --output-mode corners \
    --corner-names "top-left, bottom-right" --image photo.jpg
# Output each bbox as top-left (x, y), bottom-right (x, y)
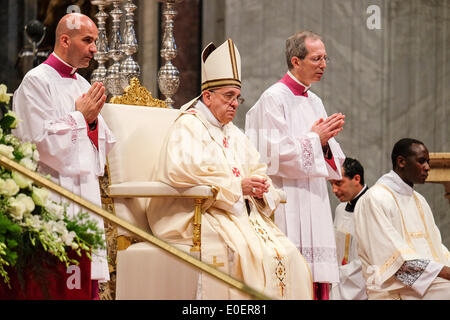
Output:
top-left (12, 52), bottom-right (116, 282)
top-left (147, 39), bottom-right (313, 300)
top-left (147, 101), bottom-right (313, 300)
top-left (245, 70), bottom-right (345, 285)
top-left (355, 170), bottom-right (450, 299)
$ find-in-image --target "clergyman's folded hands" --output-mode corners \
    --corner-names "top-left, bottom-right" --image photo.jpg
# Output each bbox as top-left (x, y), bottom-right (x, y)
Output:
top-left (75, 82), bottom-right (106, 124)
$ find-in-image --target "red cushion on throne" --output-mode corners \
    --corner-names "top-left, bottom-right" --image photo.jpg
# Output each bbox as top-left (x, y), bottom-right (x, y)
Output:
top-left (0, 250), bottom-right (92, 300)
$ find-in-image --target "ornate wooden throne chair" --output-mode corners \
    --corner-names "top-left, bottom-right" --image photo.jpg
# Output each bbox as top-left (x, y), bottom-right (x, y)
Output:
top-left (101, 80), bottom-right (216, 299)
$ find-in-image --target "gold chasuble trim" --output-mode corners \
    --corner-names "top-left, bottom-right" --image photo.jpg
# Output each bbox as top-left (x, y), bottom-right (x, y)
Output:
top-left (379, 184), bottom-right (440, 262)
top-left (413, 194), bottom-right (440, 262)
top-left (343, 233), bottom-right (351, 265)
top-left (379, 184), bottom-right (415, 250)
top-left (250, 218), bottom-right (287, 298)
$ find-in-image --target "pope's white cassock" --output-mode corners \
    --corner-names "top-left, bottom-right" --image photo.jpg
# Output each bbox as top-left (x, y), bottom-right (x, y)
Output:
top-left (354, 171), bottom-right (450, 299)
top-left (245, 71), bottom-right (345, 284)
top-left (330, 186), bottom-right (368, 300)
top-left (12, 53), bottom-right (116, 281)
top-left (146, 101), bottom-right (313, 300)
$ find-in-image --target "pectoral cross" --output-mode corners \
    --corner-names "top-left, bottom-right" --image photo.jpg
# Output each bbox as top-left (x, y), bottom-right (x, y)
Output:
top-left (209, 256), bottom-right (224, 268)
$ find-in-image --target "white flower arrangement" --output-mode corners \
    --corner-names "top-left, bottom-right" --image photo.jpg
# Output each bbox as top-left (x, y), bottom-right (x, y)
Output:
top-left (0, 84), bottom-right (104, 288)
top-left (0, 85), bottom-right (10, 105)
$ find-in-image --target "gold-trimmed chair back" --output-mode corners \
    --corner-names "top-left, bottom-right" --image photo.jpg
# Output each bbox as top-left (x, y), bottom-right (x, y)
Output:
top-left (102, 103), bottom-right (179, 239)
top-left (101, 101), bottom-right (216, 300)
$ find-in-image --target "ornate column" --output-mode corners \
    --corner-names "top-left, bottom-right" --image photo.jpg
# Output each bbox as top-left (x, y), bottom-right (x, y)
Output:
top-left (91, 0), bottom-right (109, 84)
top-left (157, 0), bottom-right (182, 108)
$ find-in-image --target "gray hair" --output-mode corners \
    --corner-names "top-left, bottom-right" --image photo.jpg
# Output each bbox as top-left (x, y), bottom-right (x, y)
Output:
top-left (285, 30), bottom-right (321, 70)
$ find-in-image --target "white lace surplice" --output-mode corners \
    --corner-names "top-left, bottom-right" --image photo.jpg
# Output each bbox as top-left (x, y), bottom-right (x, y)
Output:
top-left (246, 76), bottom-right (345, 283)
top-left (12, 63), bottom-right (116, 281)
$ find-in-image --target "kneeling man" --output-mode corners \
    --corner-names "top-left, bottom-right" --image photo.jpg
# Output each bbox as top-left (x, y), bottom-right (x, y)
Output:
top-left (355, 138), bottom-right (450, 299)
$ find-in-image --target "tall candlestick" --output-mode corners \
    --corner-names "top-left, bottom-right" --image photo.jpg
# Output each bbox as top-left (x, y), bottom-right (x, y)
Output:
top-left (91, 0), bottom-right (110, 85)
top-left (120, 0), bottom-right (140, 88)
top-left (157, 0), bottom-right (183, 108)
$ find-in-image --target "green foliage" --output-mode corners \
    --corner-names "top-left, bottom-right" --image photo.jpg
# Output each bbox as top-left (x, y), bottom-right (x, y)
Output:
top-left (0, 212), bottom-right (22, 285)
top-left (64, 211), bottom-right (106, 252)
top-left (0, 114), bottom-right (16, 132)
top-left (0, 212), bottom-right (22, 265)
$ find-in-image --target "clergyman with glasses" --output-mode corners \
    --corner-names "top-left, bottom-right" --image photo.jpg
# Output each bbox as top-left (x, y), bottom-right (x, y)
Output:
top-left (146, 39), bottom-right (313, 300)
top-left (245, 30), bottom-right (346, 300)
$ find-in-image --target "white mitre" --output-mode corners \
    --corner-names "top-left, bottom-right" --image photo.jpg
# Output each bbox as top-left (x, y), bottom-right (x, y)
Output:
top-left (180, 39), bottom-right (241, 111)
top-left (201, 38), bottom-right (241, 91)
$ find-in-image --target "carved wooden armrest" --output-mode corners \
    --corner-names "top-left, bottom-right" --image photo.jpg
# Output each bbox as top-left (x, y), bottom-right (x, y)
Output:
top-left (108, 181), bottom-right (216, 199)
top-left (109, 182), bottom-right (218, 252)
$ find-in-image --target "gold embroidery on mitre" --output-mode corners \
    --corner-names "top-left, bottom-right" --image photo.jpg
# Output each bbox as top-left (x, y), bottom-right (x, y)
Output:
top-left (201, 78), bottom-right (241, 91)
top-left (227, 39), bottom-right (239, 80)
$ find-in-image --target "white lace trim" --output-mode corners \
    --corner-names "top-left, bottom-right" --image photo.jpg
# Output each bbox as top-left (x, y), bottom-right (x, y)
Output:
top-left (300, 247), bottom-right (338, 265)
top-left (394, 259), bottom-right (430, 287)
top-left (300, 138), bottom-right (313, 173)
top-left (67, 115), bottom-right (78, 144)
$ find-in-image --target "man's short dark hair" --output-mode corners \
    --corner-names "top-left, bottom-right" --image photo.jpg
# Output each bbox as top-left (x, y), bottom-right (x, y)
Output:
top-left (285, 30), bottom-right (321, 70)
top-left (342, 157), bottom-right (364, 186)
top-left (391, 138), bottom-right (425, 169)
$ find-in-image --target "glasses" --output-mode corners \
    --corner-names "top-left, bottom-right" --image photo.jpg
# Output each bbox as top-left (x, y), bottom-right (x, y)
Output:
top-left (306, 56), bottom-right (330, 64)
top-left (210, 91), bottom-right (245, 105)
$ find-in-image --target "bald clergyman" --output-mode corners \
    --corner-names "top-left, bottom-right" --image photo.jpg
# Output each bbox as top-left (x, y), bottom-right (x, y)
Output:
top-left (13, 13), bottom-right (116, 299)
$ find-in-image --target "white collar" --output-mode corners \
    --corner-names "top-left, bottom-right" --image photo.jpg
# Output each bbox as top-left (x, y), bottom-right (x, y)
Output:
top-left (287, 70), bottom-right (311, 91)
top-left (52, 52), bottom-right (77, 75)
top-left (195, 100), bottom-right (224, 128)
top-left (353, 185), bottom-right (368, 199)
top-left (376, 170), bottom-right (414, 196)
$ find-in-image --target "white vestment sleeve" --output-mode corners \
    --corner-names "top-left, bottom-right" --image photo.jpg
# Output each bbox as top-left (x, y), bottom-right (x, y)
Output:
top-left (13, 75), bottom-right (90, 176)
top-left (395, 260), bottom-right (444, 296)
top-left (338, 259), bottom-right (368, 300)
top-left (245, 93), bottom-right (329, 179)
top-left (441, 244), bottom-right (450, 261)
top-left (412, 261), bottom-right (444, 296)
